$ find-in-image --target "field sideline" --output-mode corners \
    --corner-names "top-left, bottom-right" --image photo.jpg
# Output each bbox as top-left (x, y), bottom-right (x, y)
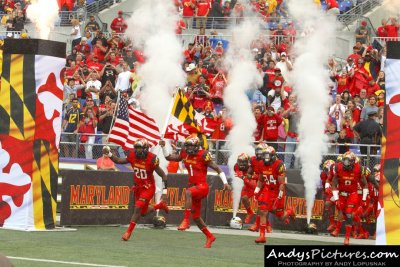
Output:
top-left (0, 226), bottom-right (372, 267)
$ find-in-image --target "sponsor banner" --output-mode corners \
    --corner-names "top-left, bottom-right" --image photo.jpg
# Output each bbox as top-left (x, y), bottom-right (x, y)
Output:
top-left (60, 170), bottom-right (134, 225)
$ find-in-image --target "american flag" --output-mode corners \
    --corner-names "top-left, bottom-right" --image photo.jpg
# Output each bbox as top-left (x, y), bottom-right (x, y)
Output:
top-left (108, 97), bottom-right (161, 149)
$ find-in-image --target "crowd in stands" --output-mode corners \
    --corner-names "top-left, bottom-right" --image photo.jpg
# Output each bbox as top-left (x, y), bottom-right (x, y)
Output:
top-left (0, 0), bottom-right (396, 164)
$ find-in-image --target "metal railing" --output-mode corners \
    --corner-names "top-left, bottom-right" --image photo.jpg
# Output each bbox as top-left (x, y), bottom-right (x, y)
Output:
top-left (86, 0), bottom-right (120, 15)
top-left (337, 0), bottom-right (382, 28)
top-left (59, 133), bottom-right (381, 169)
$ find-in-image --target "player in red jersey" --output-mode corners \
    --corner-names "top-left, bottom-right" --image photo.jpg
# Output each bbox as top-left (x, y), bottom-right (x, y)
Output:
top-left (104, 139), bottom-right (169, 241)
top-left (355, 164), bottom-right (380, 239)
top-left (233, 153), bottom-right (258, 224)
top-left (332, 151), bottom-right (368, 245)
top-left (160, 136), bottom-right (231, 248)
top-left (253, 146), bottom-right (295, 244)
top-left (321, 159), bottom-right (336, 232)
top-left (247, 143), bottom-right (273, 232)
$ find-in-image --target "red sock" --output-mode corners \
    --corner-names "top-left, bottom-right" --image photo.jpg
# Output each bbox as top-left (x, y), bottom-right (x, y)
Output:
top-left (260, 224), bottom-right (266, 235)
top-left (201, 227), bottom-right (213, 238)
top-left (255, 215), bottom-right (260, 226)
top-left (336, 220), bottom-right (342, 231)
top-left (329, 216), bottom-right (335, 225)
top-left (184, 209), bottom-right (191, 220)
top-left (127, 221), bottom-right (136, 234)
top-left (246, 207), bottom-right (254, 215)
top-left (153, 202), bottom-right (163, 210)
top-left (345, 225), bottom-right (352, 238)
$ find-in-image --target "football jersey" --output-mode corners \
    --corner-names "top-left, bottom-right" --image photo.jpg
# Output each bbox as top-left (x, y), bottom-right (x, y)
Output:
top-left (127, 151), bottom-right (159, 186)
top-left (259, 159), bottom-right (286, 196)
top-left (180, 149), bottom-right (212, 185)
top-left (250, 156), bottom-right (263, 175)
top-left (334, 162), bottom-right (362, 193)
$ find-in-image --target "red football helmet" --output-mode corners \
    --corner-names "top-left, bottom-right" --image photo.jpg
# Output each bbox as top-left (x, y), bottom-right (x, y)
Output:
top-left (184, 136), bottom-right (200, 155)
top-left (263, 146), bottom-right (276, 164)
top-left (134, 138), bottom-right (149, 159)
top-left (342, 151), bottom-right (356, 170)
top-left (237, 153), bottom-right (250, 171)
top-left (255, 142), bottom-right (268, 160)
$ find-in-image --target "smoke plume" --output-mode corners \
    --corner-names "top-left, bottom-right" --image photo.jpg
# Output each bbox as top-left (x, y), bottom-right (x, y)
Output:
top-left (287, 0), bottom-right (336, 223)
top-left (224, 19), bottom-right (263, 217)
top-left (127, 0), bottom-right (186, 203)
top-left (27, 0), bottom-right (59, 40)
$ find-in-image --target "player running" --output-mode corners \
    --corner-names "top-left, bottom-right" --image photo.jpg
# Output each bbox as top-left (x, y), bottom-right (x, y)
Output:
top-left (104, 139), bottom-right (169, 241)
top-left (160, 136), bottom-right (231, 248)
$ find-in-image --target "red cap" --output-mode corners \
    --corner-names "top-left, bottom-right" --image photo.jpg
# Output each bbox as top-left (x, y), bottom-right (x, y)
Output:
top-left (361, 20), bottom-right (367, 26)
top-left (118, 10), bottom-right (123, 15)
top-left (266, 106), bottom-right (275, 112)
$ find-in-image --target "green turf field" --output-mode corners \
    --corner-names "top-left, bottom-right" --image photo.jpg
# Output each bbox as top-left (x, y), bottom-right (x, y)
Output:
top-left (0, 226), bottom-right (339, 267)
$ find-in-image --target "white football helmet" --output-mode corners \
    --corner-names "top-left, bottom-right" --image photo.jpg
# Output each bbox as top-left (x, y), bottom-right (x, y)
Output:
top-left (230, 217), bottom-right (243, 230)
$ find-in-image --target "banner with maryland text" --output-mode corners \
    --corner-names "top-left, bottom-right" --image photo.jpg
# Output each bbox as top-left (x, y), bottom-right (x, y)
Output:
top-left (377, 41), bottom-right (400, 245)
top-left (0, 39), bottom-right (66, 230)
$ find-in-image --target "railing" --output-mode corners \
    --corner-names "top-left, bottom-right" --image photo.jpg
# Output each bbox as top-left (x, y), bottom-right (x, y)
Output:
top-left (86, 0), bottom-right (120, 15)
top-left (337, 0), bottom-right (381, 27)
top-left (59, 133), bottom-right (381, 169)
top-left (56, 11), bottom-right (87, 27)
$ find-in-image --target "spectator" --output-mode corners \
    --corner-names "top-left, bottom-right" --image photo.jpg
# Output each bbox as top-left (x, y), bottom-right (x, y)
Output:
top-left (349, 57), bottom-right (369, 96)
top-left (191, 75), bottom-right (211, 112)
top-left (325, 0), bottom-right (339, 16)
top-left (329, 94), bottom-right (346, 132)
top-left (122, 48), bottom-right (137, 69)
top-left (114, 62), bottom-right (132, 92)
top-left (64, 78), bottom-right (85, 106)
top-left (61, 98), bottom-right (83, 157)
top-left (182, 0), bottom-right (196, 29)
top-left (340, 90), bottom-right (351, 105)
top-left (275, 52), bottom-right (292, 84)
top-left (85, 71), bottom-right (102, 105)
top-left (354, 110), bottom-right (382, 158)
top-left (210, 70), bottom-right (226, 113)
top-left (376, 19), bottom-right (387, 39)
top-left (282, 94), bottom-right (299, 168)
top-left (335, 68), bottom-right (352, 95)
top-left (98, 100), bottom-right (116, 143)
top-left (209, 0), bottom-right (223, 29)
top-left (75, 37), bottom-right (91, 59)
top-left (85, 14), bottom-right (100, 32)
top-left (363, 49), bottom-right (380, 80)
top-left (326, 123), bottom-right (339, 154)
top-left (87, 54), bottom-right (104, 72)
top-left (347, 99), bottom-right (361, 124)
top-left (376, 70), bottom-right (385, 90)
top-left (77, 107), bottom-right (97, 159)
top-left (341, 108), bottom-right (355, 140)
top-left (70, 19), bottom-right (82, 52)
top-left (92, 39), bottom-right (107, 62)
top-left (195, 0), bottom-right (210, 30)
top-left (360, 94), bottom-right (378, 121)
top-left (91, 30), bottom-right (108, 47)
top-left (99, 80), bottom-right (117, 104)
top-left (366, 77), bottom-right (380, 97)
top-left (100, 62), bottom-right (118, 87)
top-left (336, 129), bottom-right (351, 154)
top-left (262, 106), bottom-right (283, 151)
top-left (97, 146), bottom-right (117, 170)
top-left (384, 17), bottom-right (399, 40)
top-left (186, 63), bottom-right (201, 84)
top-left (354, 20), bottom-right (370, 45)
top-left (110, 10), bottom-right (127, 33)
top-left (268, 82), bottom-right (288, 111)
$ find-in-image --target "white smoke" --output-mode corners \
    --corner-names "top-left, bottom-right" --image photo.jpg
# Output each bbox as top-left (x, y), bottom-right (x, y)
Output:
top-left (224, 19), bottom-right (263, 217)
top-left (26, 0), bottom-right (59, 40)
top-left (382, 0), bottom-right (400, 16)
top-left (287, 0), bottom-right (336, 223)
top-left (127, 0), bottom-right (186, 203)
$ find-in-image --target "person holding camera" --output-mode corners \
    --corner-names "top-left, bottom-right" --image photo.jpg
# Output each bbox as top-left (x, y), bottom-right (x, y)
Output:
top-left (85, 71), bottom-right (102, 106)
top-left (99, 80), bottom-right (117, 105)
top-left (190, 75), bottom-right (211, 113)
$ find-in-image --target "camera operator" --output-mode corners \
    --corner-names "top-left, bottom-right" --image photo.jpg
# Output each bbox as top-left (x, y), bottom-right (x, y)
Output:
top-left (190, 75), bottom-right (211, 113)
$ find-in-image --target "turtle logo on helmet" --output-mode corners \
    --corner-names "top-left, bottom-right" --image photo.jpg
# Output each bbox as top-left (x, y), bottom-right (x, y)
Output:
top-left (263, 146), bottom-right (276, 165)
top-left (237, 153), bottom-right (250, 171)
top-left (134, 138), bottom-right (149, 159)
top-left (184, 136), bottom-right (200, 155)
top-left (255, 142), bottom-right (268, 160)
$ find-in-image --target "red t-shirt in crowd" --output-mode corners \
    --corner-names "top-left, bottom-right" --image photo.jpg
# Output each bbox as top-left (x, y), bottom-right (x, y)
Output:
top-left (196, 1), bottom-right (210, 16)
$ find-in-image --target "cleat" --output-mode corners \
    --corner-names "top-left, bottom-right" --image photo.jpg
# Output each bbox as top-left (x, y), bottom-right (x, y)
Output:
top-left (244, 213), bottom-right (254, 224)
top-left (159, 201), bottom-right (169, 214)
top-left (344, 237), bottom-right (350, 245)
top-left (204, 235), bottom-right (216, 248)
top-left (121, 231), bottom-right (132, 241)
top-left (255, 236), bottom-right (266, 243)
top-left (327, 224), bottom-right (336, 232)
top-left (248, 223), bottom-right (259, 232)
top-left (177, 220), bottom-right (190, 231)
top-left (266, 224), bottom-right (273, 233)
top-left (330, 229), bottom-right (339, 237)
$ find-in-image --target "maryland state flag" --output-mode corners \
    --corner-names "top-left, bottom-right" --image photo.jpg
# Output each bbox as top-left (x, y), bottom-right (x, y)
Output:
top-left (0, 39), bottom-right (66, 230)
top-left (376, 41), bottom-right (400, 245)
top-left (165, 89), bottom-right (208, 149)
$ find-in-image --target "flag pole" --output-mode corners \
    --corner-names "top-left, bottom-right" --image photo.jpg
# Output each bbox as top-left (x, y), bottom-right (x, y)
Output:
top-left (159, 87), bottom-right (180, 139)
top-left (105, 90), bottom-right (121, 144)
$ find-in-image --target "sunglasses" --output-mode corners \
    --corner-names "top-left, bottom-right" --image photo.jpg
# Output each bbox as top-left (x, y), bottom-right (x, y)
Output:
top-left (87, 100), bottom-right (93, 102)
